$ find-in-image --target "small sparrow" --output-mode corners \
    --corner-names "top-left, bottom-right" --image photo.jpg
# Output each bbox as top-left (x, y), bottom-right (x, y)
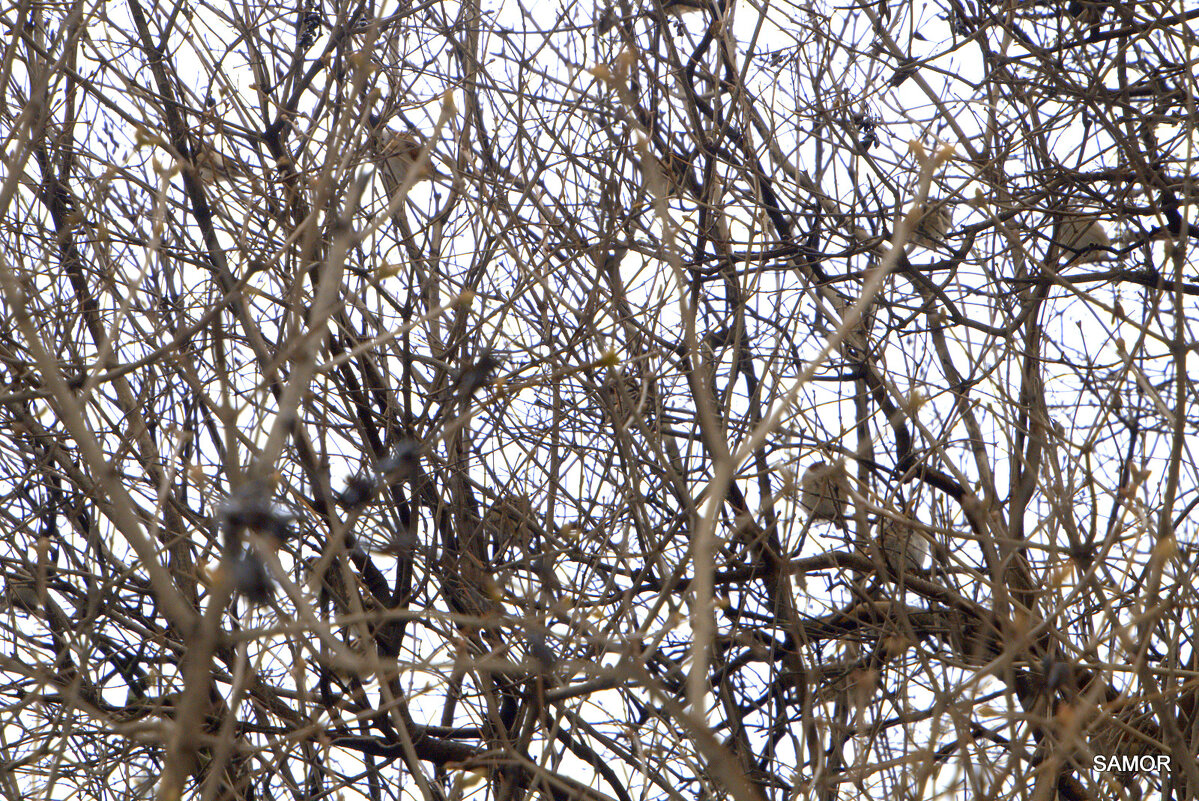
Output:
top-left (453, 352), bottom-right (500, 399)
top-left (1057, 211), bottom-right (1111, 262)
top-left (800, 460), bottom-right (850, 522)
top-left (648, 150), bottom-right (695, 198)
top-left (596, 6), bottom-right (618, 33)
top-left (442, 551), bottom-right (503, 619)
top-left (876, 517), bottom-right (929, 575)
top-left (485, 493), bottom-right (537, 550)
top-left (367, 116), bottom-right (433, 186)
top-left (4, 573), bottom-right (42, 614)
top-left (909, 201), bottom-right (953, 250)
top-left (190, 145), bottom-right (251, 184)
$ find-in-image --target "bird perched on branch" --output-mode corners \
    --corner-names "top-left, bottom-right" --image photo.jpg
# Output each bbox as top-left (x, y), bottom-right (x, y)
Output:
top-left (875, 516), bottom-right (929, 576)
top-left (367, 115), bottom-right (434, 186)
top-left (442, 549), bottom-right (503, 621)
top-left (189, 143), bottom-right (251, 184)
top-left (909, 201), bottom-right (953, 250)
top-left (595, 5), bottom-right (618, 33)
top-left (485, 493), bottom-right (537, 552)
top-left (1057, 210), bottom-right (1111, 263)
top-left (889, 59), bottom-right (920, 88)
top-left (800, 460), bottom-right (850, 523)
top-left (3, 571), bottom-right (42, 615)
top-left (648, 150), bottom-right (696, 198)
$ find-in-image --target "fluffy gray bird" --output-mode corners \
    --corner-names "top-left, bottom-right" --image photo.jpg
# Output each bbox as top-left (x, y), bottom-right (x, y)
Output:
top-left (800, 460), bottom-right (850, 522)
top-left (485, 493), bottom-right (537, 551)
top-left (910, 201), bottom-right (953, 250)
top-left (876, 516), bottom-right (929, 575)
top-left (1058, 211), bottom-right (1111, 262)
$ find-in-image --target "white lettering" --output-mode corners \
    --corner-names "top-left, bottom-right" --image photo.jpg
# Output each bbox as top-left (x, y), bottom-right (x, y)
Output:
top-left (1093, 754), bottom-right (1171, 772)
